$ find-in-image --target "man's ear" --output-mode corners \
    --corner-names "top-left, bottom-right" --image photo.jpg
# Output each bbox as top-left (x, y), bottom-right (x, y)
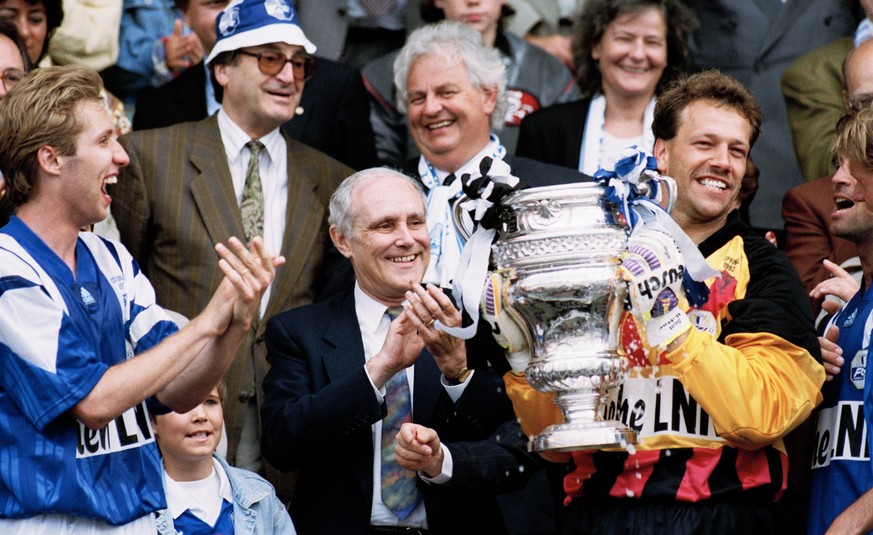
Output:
top-left (481, 86), bottom-right (498, 116)
top-left (214, 61), bottom-right (231, 89)
top-left (653, 138), bottom-right (668, 174)
top-left (329, 225), bottom-right (353, 259)
top-left (36, 145), bottom-right (62, 177)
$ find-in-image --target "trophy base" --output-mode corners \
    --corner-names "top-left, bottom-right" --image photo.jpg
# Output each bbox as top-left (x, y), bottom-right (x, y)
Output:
top-left (530, 421), bottom-right (638, 453)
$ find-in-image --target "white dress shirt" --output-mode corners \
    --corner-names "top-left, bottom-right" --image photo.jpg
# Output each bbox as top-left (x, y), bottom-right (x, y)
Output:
top-left (354, 283), bottom-right (472, 527)
top-left (217, 109), bottom-right (288, 316)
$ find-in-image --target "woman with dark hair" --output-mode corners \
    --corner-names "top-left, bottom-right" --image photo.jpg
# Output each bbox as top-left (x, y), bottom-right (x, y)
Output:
top-left (515, 0), bottom-right (697, 174)
top-left (0, 0), bottom-right (60, 65)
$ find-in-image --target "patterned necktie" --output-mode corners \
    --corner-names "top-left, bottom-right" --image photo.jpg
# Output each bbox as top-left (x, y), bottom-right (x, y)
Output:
top-left (241, 140), bottom-right (264, 244)
top-left (359, 0), bottom-right (396, 17)
top-left (380, 306), bottom-right (421, 519)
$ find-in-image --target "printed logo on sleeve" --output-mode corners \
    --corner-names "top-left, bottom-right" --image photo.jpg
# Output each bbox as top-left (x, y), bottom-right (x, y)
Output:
top-left (77, 400), bottom-right (155, 458)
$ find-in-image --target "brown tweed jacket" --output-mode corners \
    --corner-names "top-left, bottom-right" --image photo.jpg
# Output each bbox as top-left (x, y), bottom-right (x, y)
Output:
top-left (111, 114), bottom-right (352, 465)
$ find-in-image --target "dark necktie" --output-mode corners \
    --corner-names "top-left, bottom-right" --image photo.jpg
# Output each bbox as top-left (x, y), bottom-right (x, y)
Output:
top-left (241, 140), bottom-right (264, 244)
top-left (380, 306), bottom-right (421, 519)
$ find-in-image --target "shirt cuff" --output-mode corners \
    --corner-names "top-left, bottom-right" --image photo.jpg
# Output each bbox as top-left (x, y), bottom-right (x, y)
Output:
top-left (363, 364), bottom-right (386, 403)
top-left (419, 443), bottom-right (452, 484)
top-left (441, 370), bottom-right (474, 403)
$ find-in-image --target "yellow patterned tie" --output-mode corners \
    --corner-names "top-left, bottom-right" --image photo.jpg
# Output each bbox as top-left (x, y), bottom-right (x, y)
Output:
top-left (380, 306), bottom-right (421, 519)
top-left (241, 140), bottom-right (264, 244)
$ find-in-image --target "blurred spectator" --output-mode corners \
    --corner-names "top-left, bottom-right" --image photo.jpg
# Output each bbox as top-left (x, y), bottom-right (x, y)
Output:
top-left (363, 0), bottom-right (579, 165)
top-left (0, 0), bottom-right (60, 65)
top-left (47, 0), bottom-right (121, 71)
top-left (783, 2), bottom-right (873, 183)
top-left (516, 0), bottom-right (696, 175)
top-left (504, 0), bottom-right (582, 69)
top-left (294, 0), bottom-right (422, 69)
top-left (101, 0), bottom-right (196, 108)
top-left (782, 37), bottom-right (852, 183)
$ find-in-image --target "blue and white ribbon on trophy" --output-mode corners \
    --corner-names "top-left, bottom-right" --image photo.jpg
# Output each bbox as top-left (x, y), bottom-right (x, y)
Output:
top-left (438, 147), bottom-right (719, 339)
top-left (595, 146), bottom-right (719, 307)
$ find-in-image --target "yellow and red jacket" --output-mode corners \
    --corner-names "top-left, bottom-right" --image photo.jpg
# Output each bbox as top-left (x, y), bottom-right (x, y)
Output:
top-left (506, 213), bottom-right (825, 504)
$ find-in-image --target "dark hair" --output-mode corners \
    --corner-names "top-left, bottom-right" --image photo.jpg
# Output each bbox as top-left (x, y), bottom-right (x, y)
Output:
top-left (737, 156), bottom-right (759, 224)
top-left (0, 0), bottom-right (63, 63)
top-left (652, 70), bottom-right (762, 148)
top-left (571, 0), bottom-right (697, 98)
top-left (0, 19), bottom-right (31, 71)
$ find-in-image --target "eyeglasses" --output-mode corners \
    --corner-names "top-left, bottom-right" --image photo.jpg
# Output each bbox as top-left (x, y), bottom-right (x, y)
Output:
top-left (848, 93), bottom-right (873, 113)
top-left (1, 68), bottom-right (24, 92)
top-left (237, 50), bottom-right (316, 81)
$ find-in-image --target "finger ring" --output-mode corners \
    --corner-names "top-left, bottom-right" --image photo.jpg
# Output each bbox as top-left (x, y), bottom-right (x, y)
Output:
top-left (239, 268), bottom-right (250, 276)
top-left (425, 318), bottom-right (435, 327)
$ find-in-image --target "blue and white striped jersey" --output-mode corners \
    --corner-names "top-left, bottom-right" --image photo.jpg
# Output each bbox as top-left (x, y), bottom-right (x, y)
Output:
top-left (0, 216), bottom-right (178, 526)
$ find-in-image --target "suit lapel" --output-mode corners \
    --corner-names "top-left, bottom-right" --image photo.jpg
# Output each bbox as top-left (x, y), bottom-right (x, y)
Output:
top-left (756, 0), bottom-right (811, 60)
top-left (189, 116), bottom-right (245, 247)
top-left (322, 292), bottom-right (367, 382)
top-left (263, 135), bottom-right (327, 320)
top-left (320, 292), bottom-right (374, 499)
top-left (751, 0), bottom-right (782, 22)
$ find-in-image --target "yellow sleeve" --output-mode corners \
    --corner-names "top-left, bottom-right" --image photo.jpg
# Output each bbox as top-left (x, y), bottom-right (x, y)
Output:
top-left (667, 328), bottom-right (825, 448)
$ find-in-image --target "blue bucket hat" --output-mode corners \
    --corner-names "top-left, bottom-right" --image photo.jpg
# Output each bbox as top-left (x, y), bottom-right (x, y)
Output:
top-left (205, 0), bottom-right (316, 65)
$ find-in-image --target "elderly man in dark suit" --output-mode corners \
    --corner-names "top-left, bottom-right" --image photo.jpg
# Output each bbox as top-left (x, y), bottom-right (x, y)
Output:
top-left (261, 167), bottom-right (541, 534)
top-left (111, 0), bottom-right (351, 490)
top-left (133, 0), bottom-right (379, 171)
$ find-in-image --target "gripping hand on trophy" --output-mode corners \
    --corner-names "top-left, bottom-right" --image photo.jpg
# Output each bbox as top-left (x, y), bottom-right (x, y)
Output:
top-left (620, 227), bottom-right (692, 350)
top-left (481, 271), bottom-right (532, 375)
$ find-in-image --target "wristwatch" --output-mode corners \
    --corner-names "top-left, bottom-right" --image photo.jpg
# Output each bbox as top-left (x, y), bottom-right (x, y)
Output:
top-left (446, 366), bottom-right (472, 385)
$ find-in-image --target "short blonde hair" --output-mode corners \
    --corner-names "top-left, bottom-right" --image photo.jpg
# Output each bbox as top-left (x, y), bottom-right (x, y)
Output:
top-left (835, 107), bottom-right (873, 171)
top-left (0, 65), bottom-right (103, 207)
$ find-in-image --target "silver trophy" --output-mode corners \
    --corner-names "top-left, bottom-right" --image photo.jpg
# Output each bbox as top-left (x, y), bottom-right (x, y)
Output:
top-left (452, 168), bottom-right (681, 453)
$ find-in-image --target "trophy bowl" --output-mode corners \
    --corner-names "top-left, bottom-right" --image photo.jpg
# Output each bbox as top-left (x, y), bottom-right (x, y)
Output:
top-left (490, 182), bottom-right (638, 452)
